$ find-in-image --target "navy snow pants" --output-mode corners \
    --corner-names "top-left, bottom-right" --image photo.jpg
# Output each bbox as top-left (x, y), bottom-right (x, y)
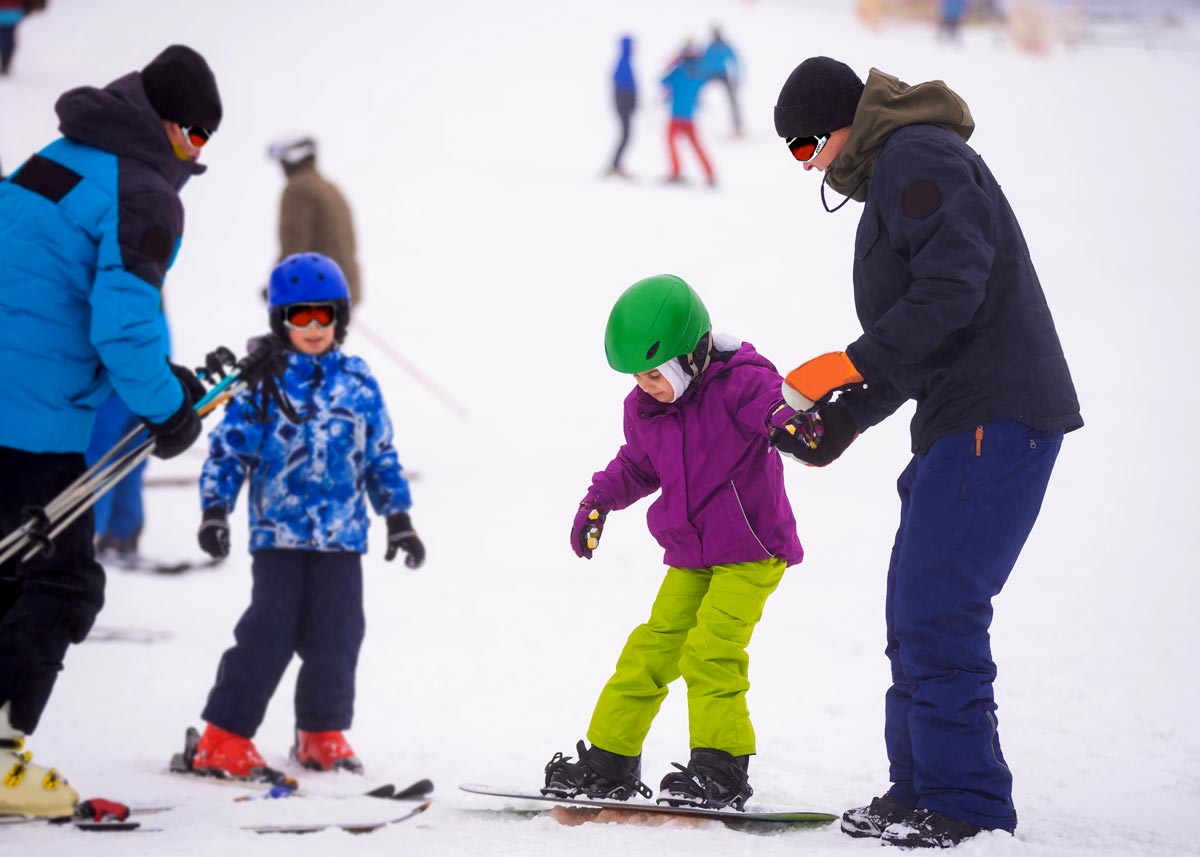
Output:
top-left (202, 549), bottom-right (365, 738)
top-left (883, 419), bottom-right (1062, 831)
top-left (0, 446), bottom-right (105, 733)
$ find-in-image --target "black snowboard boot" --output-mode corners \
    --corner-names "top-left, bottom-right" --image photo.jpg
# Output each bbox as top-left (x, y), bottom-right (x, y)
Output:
top-left (841, 791), bottom-right (914, 838)
top-left (542, 740), bottom-right (651, 801)
top-left (656, 748), bottom-right (752, 811)
top-left (880, 807), bottom-right (1008, 848)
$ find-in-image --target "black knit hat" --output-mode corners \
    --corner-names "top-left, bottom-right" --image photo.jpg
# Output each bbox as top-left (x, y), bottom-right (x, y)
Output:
top-left (774, 56), bottom-right (863, 138)
top-left (141, 45), bottom-right (222, 131)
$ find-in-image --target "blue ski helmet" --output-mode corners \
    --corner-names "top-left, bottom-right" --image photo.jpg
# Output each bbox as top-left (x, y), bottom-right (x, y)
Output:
top-left (268, 253), bottom-right (350, 309)
top-left (268, 253), bottom-right (352, 344)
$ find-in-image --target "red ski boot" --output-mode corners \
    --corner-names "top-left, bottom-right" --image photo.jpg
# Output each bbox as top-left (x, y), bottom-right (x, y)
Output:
top-left (191, 723), bottom-right (269, 780)
top-left (292, 729), bottom-right (364, 774)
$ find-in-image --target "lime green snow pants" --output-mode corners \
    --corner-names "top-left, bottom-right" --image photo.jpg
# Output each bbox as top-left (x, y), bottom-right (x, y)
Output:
top-left (585, 558), bottom-right (786, 758)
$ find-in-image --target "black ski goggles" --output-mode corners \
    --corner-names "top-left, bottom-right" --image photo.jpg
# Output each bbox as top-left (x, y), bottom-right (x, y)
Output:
top-left (786, 132), bottom-right (831, 163)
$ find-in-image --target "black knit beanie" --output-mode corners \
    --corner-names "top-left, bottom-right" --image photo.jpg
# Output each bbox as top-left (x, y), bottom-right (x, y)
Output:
top-left (141, 45), bottom-right (223, 131)
top-left (774, 56), bottom-right (864, 138)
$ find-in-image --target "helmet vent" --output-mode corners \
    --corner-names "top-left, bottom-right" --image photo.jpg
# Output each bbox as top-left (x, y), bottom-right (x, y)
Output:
top-left (645, 342), bottom-right (660, 361)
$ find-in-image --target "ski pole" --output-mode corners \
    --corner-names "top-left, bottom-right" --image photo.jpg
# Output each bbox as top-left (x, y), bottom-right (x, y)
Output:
top-left (0, 370), bottom-right (242, 558)
top-left (352, 319), bottom-right (469, 418)
top-left (0, 375), bottom-right (245, 565)
top-left (10, 380), bottom-right (245, 565)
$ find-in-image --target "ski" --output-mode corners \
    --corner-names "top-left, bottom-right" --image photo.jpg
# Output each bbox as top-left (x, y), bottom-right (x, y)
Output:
top-left (243, 799), bottom-right (430, 834)
top-left (99, 552), bottom-right (223, 575)
top-left (460, 783), bottom-right (837, 826)
top-left (85, 625), bottom-right (173, 644)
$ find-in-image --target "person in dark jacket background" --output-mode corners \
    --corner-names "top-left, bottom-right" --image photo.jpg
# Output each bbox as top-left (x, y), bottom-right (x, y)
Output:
top-left (267, 136), bottom-right (362, 307)
top-left (606, 34), bottom-right (637, 179)
top-left (769, 57), bottom-right (1082, 848)
top-left (0, 44), bottom-right (220, 816)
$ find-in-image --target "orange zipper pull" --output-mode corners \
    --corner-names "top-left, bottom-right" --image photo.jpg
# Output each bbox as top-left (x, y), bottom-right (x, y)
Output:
top-left (975, 425), bottom-right (984, 457)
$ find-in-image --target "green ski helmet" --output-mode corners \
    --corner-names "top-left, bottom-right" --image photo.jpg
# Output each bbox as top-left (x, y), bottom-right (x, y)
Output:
top-left (604, 274), bottom-right (712, 373)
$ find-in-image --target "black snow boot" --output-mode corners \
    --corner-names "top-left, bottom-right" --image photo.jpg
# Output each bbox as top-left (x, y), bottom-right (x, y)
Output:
top-left (656, 748), bottom-right (752, 811)
top-left (542, 740), bottom-right (651, 801)
top-left (841, 791), bottom-right (914, 838)
top-left (880, 808), bottom-right (1010, 848)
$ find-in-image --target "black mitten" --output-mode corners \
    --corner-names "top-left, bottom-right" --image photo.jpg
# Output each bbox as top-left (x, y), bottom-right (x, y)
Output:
top-left (197, 507), bottom-right (230, 559)
top-left (385, 513), bottom-right (425, 569)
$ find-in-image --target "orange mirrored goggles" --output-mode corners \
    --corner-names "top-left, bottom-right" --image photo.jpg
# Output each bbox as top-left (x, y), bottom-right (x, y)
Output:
top-left (786, 133), bottom-right (830, 163)
top-left (180, 124), bottom-right (213, 149)
top-left (283, 303), bottom-right (337, 330)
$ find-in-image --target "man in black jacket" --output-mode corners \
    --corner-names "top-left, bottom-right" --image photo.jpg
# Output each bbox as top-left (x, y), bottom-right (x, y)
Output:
top-left (768, 57), bottom-right (1082, 848)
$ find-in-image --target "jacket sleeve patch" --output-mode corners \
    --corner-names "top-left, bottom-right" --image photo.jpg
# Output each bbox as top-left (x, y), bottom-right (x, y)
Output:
top-left (139, 226), bottom-right (174, 267)
top-left (900, 180), bottom-right (942, 218)
top-left (10, 155), bottom-right (83, 203)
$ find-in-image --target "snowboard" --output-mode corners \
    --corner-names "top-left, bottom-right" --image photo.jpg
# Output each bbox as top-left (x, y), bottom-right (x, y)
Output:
top-left (459, 783), bottom-right (837, 826)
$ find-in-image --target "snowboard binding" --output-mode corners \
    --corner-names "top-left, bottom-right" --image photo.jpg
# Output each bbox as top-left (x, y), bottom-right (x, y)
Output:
top-left (542, 740), bottom-right (652, 801)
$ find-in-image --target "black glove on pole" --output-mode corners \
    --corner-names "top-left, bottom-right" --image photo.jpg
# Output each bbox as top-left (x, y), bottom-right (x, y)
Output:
top-left (197, 506), bottom-right (230, 559)
top-left (385, 512), bottom-right (425, 569)
top-left (146, 363), bottom-right (205, 460)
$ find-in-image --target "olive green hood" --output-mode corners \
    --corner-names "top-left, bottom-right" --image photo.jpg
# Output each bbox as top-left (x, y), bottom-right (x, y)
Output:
top-left (826, 68), bottom-right (975, 202)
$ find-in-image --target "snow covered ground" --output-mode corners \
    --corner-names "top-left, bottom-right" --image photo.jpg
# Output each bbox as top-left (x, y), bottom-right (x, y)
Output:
top-left (2, 1), bottom-right (1198, 854)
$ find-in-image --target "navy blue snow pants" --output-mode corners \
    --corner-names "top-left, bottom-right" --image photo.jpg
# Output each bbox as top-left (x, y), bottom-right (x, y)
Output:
top-left (883, 419), bottom-right (1062, 831)
top-left (202, 549), bottom-right (365, 738)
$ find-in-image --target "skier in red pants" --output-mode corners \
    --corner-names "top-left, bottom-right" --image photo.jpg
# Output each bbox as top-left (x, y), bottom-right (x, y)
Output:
top-left (661, 44), bottom-right (715, 187)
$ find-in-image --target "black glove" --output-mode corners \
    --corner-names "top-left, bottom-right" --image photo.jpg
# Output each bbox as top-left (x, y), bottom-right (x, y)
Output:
top-left (146, 363), bottom-right (205, 459)
top-left (238, 335), bottom-right (290, 387)
top-left (197, 507), bottom-right (230, 559)
top-left (385, 512), bottom-right (425, 569)
top-left (197, 346), bottom-right (237, 382)
top-left (768, 399), bottom-right (859, 467)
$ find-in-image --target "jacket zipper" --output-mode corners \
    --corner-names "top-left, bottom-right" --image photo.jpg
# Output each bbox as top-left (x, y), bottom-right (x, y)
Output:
top-left (975, 425), bottom-right (984, 457)
top-left (729, 480), bottom-right (770, 559)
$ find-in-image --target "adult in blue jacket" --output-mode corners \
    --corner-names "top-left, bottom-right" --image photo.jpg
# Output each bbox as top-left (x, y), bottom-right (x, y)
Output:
top-left (0, 44), bottom-right (221, 816)
top-left (769, 58), bottom-right (1082, 848)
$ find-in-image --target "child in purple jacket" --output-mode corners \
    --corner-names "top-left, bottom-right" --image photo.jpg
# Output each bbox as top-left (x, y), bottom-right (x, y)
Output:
top-left (543, 274), bottom-right (804, 811)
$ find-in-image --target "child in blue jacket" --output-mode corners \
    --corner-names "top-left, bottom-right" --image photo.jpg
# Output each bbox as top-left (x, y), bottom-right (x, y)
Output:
top-left (189, 252), bottom-right (424, 780)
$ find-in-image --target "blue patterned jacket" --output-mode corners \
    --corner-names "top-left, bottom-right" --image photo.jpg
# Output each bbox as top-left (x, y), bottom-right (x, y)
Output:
top-left (200, 346), bottom-right (413, 554)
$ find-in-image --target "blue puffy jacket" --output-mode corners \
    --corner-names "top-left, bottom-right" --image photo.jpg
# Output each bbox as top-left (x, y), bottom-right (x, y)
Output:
top-left (0, 72), bottom-right (203, 453)
top-left (200, 345), bottom-right (413, 554)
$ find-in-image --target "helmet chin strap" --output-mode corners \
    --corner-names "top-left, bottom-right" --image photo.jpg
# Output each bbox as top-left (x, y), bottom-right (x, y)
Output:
top-left (678, 331), bottom-right (714, 379)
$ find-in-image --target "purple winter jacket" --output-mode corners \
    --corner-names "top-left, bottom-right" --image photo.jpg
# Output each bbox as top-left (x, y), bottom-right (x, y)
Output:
top-left (586, 342), bottom-right (804, 570)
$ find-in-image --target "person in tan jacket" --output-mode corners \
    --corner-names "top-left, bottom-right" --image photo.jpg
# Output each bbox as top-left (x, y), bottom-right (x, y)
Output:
top-left (267, 136), bottom-right (362, 307)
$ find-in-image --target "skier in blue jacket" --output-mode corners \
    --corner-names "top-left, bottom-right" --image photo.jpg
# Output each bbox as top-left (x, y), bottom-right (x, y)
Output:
top-left (771, 57), bottom-right (1082, 848)
top-left (189, 253), bottom-right (425, 781)
top-left (0, 44), bottom-right (220, 817)
top-left (661, 43), bottom-right (715, 186)
top-left (702, 26), bottom-right (743, 137)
